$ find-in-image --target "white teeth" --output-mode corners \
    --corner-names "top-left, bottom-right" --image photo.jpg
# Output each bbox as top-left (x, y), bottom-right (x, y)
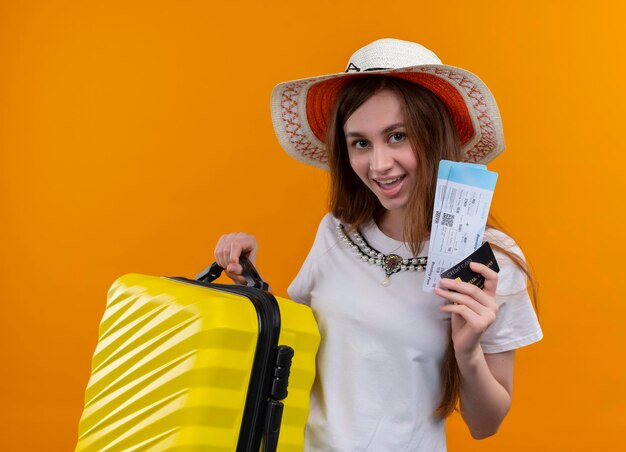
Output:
top-left (378, 176), bottom-right (403, 185)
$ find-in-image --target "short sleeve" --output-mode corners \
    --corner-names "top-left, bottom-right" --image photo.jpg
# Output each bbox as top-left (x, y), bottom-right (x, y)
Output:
top-left (287, 246), bottom-right (317, 306)
top-left (480, 229), bottom-right (543, 354)
top-left (287, 214), bottom-right (331, 305)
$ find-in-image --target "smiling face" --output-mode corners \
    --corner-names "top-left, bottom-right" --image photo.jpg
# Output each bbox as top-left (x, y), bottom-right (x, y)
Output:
top-left (343, 89), bottom-right (418, 224)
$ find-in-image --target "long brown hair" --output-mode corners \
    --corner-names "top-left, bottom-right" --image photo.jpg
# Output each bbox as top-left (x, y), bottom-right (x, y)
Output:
top-left (325, 75), bottom-right (537, 419)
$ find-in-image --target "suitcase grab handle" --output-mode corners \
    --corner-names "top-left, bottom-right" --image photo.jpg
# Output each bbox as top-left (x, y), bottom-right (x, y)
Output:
top-left (195, 256), bottom-right (270, 291)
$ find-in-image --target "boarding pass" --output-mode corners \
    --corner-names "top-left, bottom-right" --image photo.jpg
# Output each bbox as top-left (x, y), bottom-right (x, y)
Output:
top-left (422, 160), bottom-right (498, 293)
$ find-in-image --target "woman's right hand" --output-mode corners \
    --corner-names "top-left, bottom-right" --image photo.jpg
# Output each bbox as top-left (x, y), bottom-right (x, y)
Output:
top-left (214, 232), bottom-right (259, 285)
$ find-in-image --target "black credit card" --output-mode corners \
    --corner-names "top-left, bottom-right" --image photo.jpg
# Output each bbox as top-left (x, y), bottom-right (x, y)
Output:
top-left (440, 242), bottom-right (500, 289)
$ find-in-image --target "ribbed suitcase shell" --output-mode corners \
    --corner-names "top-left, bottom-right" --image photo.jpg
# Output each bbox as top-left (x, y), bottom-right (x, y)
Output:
top-left (76, 273), bottom-right (320, 451)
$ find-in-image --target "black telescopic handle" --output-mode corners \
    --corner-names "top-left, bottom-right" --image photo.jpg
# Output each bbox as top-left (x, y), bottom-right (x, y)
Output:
top-left (195, 255), bottom-right (270, 291)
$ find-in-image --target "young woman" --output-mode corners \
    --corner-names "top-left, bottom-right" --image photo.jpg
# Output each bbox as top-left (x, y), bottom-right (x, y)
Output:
top-left (214, 39), bottom-right (542, 451)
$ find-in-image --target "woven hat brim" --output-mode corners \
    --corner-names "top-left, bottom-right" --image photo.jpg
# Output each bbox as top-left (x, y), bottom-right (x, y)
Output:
top-left (270, 65), bottom-right (504, 170)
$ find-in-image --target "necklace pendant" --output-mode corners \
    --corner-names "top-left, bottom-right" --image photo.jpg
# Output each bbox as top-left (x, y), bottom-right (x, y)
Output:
top-left (383, 254), bottom-right (403, 274)
top-left (382, 275), bottom-right (391, 287)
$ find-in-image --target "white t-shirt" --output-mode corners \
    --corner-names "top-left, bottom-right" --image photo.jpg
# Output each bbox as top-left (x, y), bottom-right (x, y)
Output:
top-left (288, 213), bottom-right (543, 452)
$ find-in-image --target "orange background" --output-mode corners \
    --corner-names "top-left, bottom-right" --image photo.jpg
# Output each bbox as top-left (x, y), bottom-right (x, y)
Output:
top-left (1, 0), bottom-right (625, 450)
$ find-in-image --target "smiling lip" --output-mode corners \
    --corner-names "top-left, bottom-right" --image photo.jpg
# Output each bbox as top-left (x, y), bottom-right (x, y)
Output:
top-left (373, 175), bottom-right (406, 196)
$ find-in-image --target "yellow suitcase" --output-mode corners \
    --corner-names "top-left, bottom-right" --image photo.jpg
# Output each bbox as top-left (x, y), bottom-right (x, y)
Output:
top-left (76, 258), bottom-right (320, 451)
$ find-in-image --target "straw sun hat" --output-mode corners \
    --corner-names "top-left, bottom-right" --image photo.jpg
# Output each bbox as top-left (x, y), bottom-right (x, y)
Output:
top-left (270, 38), bottom-right (504, 170)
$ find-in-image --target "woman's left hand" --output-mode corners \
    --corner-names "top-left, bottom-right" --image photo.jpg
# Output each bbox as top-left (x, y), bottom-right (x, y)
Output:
top-left (434, 262), bottom-right (499, 360)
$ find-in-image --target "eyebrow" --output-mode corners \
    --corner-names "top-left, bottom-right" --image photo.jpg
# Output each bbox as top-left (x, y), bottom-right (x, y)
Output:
top-left (345, 123), bottom-right (406, 138)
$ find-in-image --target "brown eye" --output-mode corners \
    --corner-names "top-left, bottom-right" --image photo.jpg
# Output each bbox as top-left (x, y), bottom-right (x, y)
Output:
top-left (390, 132), bottom-right (406, 143)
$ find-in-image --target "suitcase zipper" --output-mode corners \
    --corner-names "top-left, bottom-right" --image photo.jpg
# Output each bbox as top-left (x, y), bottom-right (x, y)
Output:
top-left (166, 278), bottom-right (282, 452)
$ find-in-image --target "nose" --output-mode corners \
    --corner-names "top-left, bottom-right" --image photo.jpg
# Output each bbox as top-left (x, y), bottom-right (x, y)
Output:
top-left (369, 144), bottom-right (393, 173)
